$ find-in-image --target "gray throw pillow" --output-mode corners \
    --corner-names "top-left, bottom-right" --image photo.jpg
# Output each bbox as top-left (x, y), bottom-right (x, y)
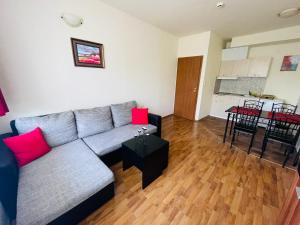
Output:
top-left (111, 101), bottom-right (137, 127)
top-left (15, 111), bottom-right (77, 147)
top-left (74, 106), bottom-right (114, 138)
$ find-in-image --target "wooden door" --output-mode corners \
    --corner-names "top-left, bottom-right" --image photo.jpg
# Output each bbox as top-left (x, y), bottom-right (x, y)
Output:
top-left (174, 56), bottom-right (202, 120)
top-left (276, 165), bottom-right (300, 225)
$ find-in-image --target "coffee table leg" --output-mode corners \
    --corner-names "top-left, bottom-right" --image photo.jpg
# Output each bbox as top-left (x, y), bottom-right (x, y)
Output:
top-left (142, 169), bottom-right (162, 189)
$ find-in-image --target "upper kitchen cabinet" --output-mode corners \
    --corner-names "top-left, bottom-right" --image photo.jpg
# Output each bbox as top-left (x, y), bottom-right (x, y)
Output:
top-left (248, 57), bottom-right (272, 77)
top-left (222, 47), bottom-right (249, 61)
top-left (219, 60), bottom-right (235, 77)
top-left (218, 57), bottom-right (272, 78)
top-left (232, 59), bottom-right (250, 77)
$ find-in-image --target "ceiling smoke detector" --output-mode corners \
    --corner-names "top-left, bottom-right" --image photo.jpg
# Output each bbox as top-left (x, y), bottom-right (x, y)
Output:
top-left (216, 2), bottom-right (225, 8)
top-left (278, 8), bottom-right (300, 18)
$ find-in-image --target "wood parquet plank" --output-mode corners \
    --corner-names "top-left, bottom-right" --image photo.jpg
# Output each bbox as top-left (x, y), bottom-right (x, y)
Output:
top-left (80, 115), bottom-right (295, 225)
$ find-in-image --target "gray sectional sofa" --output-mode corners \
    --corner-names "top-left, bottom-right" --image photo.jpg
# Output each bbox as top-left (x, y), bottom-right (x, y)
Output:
top-left (0, 101), bottom-right (161, 225)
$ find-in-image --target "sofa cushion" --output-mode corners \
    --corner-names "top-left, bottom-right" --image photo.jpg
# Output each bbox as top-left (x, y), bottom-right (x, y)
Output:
top-left (3, 127), bottom-right (51, 167)
top-left (74, 106), bottom-right (113, 138)
top-left (16, 139), bottom-right (114, 225)
top-left (83, 124), bottom-right (157, 156)
top-left (132, 108), bottom-right (149, 124)
top-left (111, 101), bottom-right (137, 127)
top-left (15, 111), bottom-right (77, 147)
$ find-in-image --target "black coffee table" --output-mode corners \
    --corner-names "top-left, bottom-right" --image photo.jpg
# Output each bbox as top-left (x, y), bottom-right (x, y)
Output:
top-left (122, 135), bottom-right (169, 189)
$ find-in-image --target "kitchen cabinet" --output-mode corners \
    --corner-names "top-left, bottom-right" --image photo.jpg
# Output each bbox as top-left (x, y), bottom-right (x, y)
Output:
top-left (222, 47), bottom-right (249, 61)
top-left (232, 59), bottom-right (250, 77)
top-left (218, 57), bottom-right (272, 78)
top-left (210, 94), bottom-right (244, 119)
top-left (248, 57), bottom-right (272, 77)
top-left (219, 60), bottom-right (235, 77)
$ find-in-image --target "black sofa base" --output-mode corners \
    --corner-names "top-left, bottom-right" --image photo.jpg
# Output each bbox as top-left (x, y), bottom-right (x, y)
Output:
top-left (49, 182), bottom-right (115, 225)
top-left (100, 149), bottom-right (123, 167)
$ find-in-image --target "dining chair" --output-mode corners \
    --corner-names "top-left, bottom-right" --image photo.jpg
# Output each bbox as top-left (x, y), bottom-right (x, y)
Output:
top-left (272, 103), bottom-right (297, 131)
top-left (244, 99), bottom-right (264, 110)
top-left (230, 101), bottom-right (264, 154)
top-left (260, 113), bottom-right (300, 167)
top-left (229, 100), bottom-right (264, 135)
top-left (271, 103), bottom-right (297, 114)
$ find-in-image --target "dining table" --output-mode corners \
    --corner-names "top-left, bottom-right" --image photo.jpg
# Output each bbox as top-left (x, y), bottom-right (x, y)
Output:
top-left (223, 106), bottom-right (300, 143)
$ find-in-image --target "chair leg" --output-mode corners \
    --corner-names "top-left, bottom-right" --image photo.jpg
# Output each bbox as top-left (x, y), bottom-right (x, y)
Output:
top-left (260, 138), bottom-right (268, 158)
top-left (283, 146), bottom-right (293, 168)
top-left (230, 129), bottom-right (236, 148)
top-left (248, 134), bottom-right (255, 154)
top-left (229, 115), bottom-right (235, 135)
top-left (284, 146), bottom-right (288, 156)
top-left (293, 149), bottom-right (300, 166)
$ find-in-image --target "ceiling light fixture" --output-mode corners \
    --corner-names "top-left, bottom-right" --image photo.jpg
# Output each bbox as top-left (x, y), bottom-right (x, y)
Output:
top-left (216, 2), bottom-right (225, 8)
top-left (61, 13), bottom-right (83, 27)
top-left (278, 8), bottom-right (300, 18)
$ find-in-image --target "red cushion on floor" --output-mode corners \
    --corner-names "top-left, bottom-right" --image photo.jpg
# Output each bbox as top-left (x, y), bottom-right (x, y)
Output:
top-left (3, 127), bottom-right (51, 167)
top-left (132, 108), bottom-right (148, 124)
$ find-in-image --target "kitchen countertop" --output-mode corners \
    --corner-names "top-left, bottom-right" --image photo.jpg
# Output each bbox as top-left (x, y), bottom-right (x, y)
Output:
top-left (214, 92), bottom-right (246, 97)
top-left (214, 93), bottom-right (282, 102)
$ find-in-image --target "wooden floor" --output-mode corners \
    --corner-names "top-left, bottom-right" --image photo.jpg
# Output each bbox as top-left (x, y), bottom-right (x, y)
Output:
top-left (80, 115), bottom-right (295, 225)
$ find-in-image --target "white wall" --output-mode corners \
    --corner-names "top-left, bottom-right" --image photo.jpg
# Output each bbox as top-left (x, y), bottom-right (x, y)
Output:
top-left (248, 41), bottom-right (300, 104)
top-left (177, 31), bottom-right (223, 120)
top-left (198, 32), bottom-right (223, 119)
top-left (0, 0), bottom-right (178, 132)
top-left (231, 26), bottom-right (300, 47)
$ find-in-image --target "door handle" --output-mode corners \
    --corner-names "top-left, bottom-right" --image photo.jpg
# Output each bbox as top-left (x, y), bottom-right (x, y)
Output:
top-left (193, 88), bottom-right (197, 93)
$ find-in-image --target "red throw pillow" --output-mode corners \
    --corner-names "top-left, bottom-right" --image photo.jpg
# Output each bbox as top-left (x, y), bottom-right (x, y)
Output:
top-left (3, 127), bottom-right (51, 167)
top-left (132, 108), bottom-right (149, 124)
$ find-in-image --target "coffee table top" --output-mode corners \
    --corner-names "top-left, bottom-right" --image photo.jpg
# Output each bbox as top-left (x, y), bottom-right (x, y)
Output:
top-left (122, 135), bottom-right (169, 158)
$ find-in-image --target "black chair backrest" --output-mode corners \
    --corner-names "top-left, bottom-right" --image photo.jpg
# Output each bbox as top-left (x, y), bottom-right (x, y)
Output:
top-left (266, 113), bottom-right (300, 145)
top-left (243, 100), bottom-right (264, 110)
top-left (271, 103), bottom-right (297, 114)
top-left (235, 101), bottom-right (264, 129)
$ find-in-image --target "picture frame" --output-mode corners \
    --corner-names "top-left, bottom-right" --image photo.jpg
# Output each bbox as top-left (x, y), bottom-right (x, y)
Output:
top-left (280, 55), bottom-right (300, 71)
top-left (71, 38), bottom-right (105, 68)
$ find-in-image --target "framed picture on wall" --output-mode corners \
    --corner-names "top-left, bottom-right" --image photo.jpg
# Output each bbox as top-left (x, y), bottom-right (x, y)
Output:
top-left (280, 55), bottom-right (300, 71)
top-left (71, 38), bottom-right (105, 68)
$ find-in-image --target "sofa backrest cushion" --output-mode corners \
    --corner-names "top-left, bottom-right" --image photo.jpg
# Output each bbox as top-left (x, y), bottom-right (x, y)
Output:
top-left (0, 133), bottom-right (19, 222)
top-left (111, 101), bottom-right (137, 128)
top-left (74, 106), bottom-right (114, 138)
top-left (15, 111), bottom-right (77, 147)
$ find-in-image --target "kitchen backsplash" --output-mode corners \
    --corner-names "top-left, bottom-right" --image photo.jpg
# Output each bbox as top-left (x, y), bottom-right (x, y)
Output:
top-left (218, 78), bottom-right (267, 95)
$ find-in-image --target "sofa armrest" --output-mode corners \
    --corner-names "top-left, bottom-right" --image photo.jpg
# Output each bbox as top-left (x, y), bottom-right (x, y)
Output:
top-left (0, 133), bottom-right (19, 222)
top-left (148, 113), bottom-right (162, 137)
top-left (0, 202), bottom-right (10, 225)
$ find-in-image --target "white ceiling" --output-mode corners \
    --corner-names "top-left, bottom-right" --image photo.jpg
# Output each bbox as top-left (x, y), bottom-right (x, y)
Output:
top-left (99, 0), bottom-right (300, 38)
